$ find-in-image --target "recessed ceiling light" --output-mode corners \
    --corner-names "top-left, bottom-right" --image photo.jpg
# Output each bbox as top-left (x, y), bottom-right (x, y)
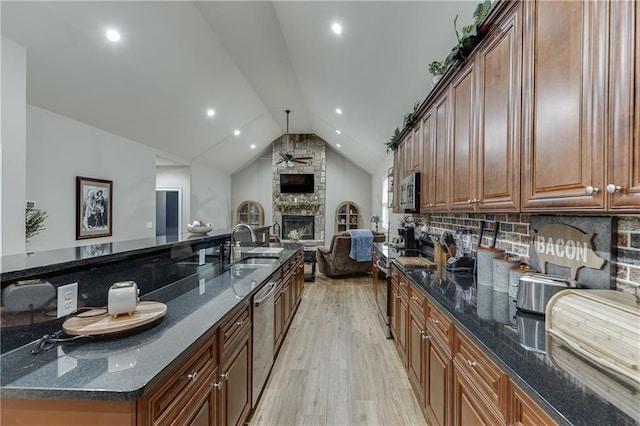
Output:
top-left (234, 129), bottom-right (241, 136)
top-left (106, 29), bottom-right (121, 42)
top-left (207, 109), bottom-right (215, 117)
top-left (331, 23), bottom-right (342, 35)
top-left (336, 108), bottom-right (342, 115)
top-left (336, 129), bottom-right (341, 134)
top-left (250, 144), bottom-right (256, 150)
top-left (336, 144), bottom-right (341, 148)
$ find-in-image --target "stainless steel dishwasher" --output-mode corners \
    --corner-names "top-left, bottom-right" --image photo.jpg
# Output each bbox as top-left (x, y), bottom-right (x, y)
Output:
top-left (252, 279), bottom-right (277, 407)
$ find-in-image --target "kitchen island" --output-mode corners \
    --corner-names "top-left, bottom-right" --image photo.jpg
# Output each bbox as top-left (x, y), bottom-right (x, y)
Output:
top-left (1, 232), bottom-right (304, 425)
top-left (376, 243), bottom-right (638, 426)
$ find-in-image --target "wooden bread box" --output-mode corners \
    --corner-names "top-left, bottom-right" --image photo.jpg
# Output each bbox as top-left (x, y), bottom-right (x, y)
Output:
top-left (546, 289), bottom-right (639, 379)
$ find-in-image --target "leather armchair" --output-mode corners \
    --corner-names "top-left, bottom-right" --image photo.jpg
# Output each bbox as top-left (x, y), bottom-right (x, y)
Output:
top-left (316, 231), bottom-right (385, 277)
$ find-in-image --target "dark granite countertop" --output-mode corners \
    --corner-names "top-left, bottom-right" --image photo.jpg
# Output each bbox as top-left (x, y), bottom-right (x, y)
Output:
top-left (0, 243), bottom-right (301, 402)
top-left (382, 243), bottom-right (639, 425)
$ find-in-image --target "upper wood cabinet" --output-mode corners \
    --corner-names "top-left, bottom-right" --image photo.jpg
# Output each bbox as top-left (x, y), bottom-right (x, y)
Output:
top-left (410, 122), bottom-right (423, 173)
top-left (521, 0), bottom-right (608, 211)
top-left (476, 3), bottom-right (522, 212)
top-left (420, 110), bottom-right (435, 211)
top-left (393, 140), bottom-right (404, 213)
top-left (608, 0), bottom-right (640, 210)
top-left (449, 63), bottom-right (477, 212)
top-left (432, 93), bottom-right (451, 212)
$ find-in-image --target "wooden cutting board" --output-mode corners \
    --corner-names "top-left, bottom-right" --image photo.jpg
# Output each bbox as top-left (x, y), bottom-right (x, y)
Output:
top-left (63, 301), bottom-right (167, 336)
top-left (395, 256), bottom-right (436, 269)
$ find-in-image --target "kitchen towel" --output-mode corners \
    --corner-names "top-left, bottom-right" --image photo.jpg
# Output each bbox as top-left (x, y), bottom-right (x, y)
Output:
top-left (349, 229), bottom-right (374, 262)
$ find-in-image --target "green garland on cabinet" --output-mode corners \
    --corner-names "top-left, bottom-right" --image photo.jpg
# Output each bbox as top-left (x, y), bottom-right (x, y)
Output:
top-left (386, 0), bottom-right (493, 154)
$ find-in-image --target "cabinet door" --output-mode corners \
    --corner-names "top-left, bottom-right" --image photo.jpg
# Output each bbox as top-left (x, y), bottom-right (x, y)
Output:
top-left (408, 309), bottom-right (426, 404)
top-left (398, 294), bottom-right (409, 367)
top-left (393, 147), bottom-right (403, 212)
top-left (522, 0), bottom-right (608, 211)
top-left (609, 0), bottom-right (640, 210)
top-left (476, 4), bottom-right (522, 212)
top-left (412, 122), bottom-right (423, 173)
top-left (425, 338), bottom-right (451, 426)
top-left (173, 367), bottom-right (219, 426)
top-left (453, 364), bottom-right (502, 426)
top-left (449, 64), bottom-right (477, 212)
top-left (220, 336), bottom-right (251, 426)
top-left (433, 93), bottom-right (451, 212)
top-left (390, 281), bottom-right (398, 339)
top-left (420, 110), bottom-right (435, 211)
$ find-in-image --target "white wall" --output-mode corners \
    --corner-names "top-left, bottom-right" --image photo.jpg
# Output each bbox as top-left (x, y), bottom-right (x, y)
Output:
top-left (1, 37), bottom-right (27, 256)
top-left (231, 153), bottom-right (272, 227)
top-left (191, 161), bottom-right (232, 229)
top-left (324, 149), bottom-right (372, 242)
top-left (25, 106), bottom-right (157, 251)
top-left (156, 166), bottom-right (191, 234)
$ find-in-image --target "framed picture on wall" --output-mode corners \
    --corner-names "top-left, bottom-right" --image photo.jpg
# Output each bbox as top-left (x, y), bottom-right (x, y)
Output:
top-left (76, 176), bottom-right (113, 239)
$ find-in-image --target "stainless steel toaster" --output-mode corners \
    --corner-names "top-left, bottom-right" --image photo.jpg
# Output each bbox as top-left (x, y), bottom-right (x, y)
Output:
top-left (516, 273), bottom-right (575, 315)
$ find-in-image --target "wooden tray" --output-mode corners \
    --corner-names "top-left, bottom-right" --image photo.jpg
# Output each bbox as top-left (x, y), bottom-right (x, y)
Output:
top-left (395, 256), bottom-right (436, 269)
top-left (63, 301), bottom-right (167, 336)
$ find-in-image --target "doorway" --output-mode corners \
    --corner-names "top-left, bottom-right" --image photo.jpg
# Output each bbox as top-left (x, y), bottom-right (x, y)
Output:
top-left (156, 188), bottom-right (182, 237)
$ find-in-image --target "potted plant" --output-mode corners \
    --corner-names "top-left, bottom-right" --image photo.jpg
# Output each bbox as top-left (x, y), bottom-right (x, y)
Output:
top-left (385, 127), bottom-right (401, 153)
top-left (25, 206), bottom-right (47, 241)
top-left (444, 0), bottom-right (493, 69)
top-left (429, 60), bottom-right (446, 85)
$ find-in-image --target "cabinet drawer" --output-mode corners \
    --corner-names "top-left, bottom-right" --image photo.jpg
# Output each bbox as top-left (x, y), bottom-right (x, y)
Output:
top-left (220, 303), bottom-right (251, 356)
top-left (427, 303), bottom-right (452, 350)
top-left (408, 284), bottom-right (427, 315)
top-left (141, 333), bottom-right (218, 425)
top-left (397, 274), bottom-right (409, 297)
top-left (454, 331), bottom-right (507, 415)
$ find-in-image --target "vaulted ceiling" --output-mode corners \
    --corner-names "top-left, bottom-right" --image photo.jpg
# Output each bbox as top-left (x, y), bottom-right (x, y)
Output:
top-left (2, 1), bottom-right (477, 175)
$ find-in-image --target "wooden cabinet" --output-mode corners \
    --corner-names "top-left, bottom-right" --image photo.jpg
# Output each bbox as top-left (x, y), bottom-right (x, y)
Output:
top-left (408, 297), bottom-right (426, 404)
top-left (236, 201), bottom-right (264, 227)
top-left (476, 3), bottom-right (522, 212)
top-left (449, 63), bottom-right (477, 212)
top-left (393, 143), bottom-right (403, 213)
top-left (432, 93), bottom-right (450, 212)
top-left (173, 367), bottom-right (219, 426)
top-left (138, 332), bottom-right (219, 425)
top-left (509, 382), bottom-right (555, 426)
top-left (274, 252), bottom-right (304, 354)
top-left (420, 110), bottom-right (435, 211)
top-left (335, 201), bottom-right (360, 233)
top-left (390, 265), bottom-right (409, 367)
top-left (521, 0), bottom-right (608, 211)
top-left (608, 0), bottom-right (640, 210)
top-left (453, 364), bottom-right (503, 426)
top-left (425, 336), bottom-right (451, 426)
top-left (406, 123), bottom-right (422, 173)
top-left (219, 332), bottom-right (251, 426)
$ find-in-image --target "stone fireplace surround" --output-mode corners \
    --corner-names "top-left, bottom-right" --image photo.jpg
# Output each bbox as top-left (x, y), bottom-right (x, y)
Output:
top-left (272, 134), bottom-right (326, 242)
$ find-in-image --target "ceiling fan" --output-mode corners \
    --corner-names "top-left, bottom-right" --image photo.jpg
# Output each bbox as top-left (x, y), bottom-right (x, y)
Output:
top-left (276, 109), bottom-right (312, 168)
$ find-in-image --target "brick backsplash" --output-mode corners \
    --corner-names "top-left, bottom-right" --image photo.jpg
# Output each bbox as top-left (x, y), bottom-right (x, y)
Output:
top-left (411, 213), bottom-right (640, 293)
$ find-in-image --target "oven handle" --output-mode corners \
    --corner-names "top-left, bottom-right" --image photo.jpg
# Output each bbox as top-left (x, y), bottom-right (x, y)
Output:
top-left (376, 259), bottom-right (389, 276)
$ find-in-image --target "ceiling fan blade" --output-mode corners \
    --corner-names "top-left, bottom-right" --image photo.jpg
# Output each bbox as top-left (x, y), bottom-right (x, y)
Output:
top-left (293, 156), bottom-right (313, 160)
top-left (293, 159), bottom-right (308, 164)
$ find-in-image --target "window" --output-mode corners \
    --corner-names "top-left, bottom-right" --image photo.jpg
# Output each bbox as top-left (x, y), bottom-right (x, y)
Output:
top-left (381, 177), bottom-right (389, 231)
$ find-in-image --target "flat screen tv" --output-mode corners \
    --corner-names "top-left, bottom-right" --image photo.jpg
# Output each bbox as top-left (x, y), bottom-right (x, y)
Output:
top-left (280, 173), bottom-right (314, 193)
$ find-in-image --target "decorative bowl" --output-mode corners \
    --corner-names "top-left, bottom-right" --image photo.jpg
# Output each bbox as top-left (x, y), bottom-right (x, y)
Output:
top-left (187, 224), bottom-right (212, 234)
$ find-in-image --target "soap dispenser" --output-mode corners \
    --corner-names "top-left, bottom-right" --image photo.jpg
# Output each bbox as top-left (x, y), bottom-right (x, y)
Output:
top-left (233, 242), bottom-right (242, 261)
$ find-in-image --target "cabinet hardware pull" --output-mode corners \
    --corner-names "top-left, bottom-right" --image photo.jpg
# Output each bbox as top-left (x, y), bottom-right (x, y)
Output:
top-left (411, 296), bottom-right (418, 301)
top-left (395, 294), bottom-right (401, 299)
top-left (221, 372), bottom-right (229, 380)
top-left (187, 372), bottom-right (198, 381)
top-left (430, 318), bottom-right (440, 324)
top-left (419, 329), bottom-right (425, 335)
top-left (400, 282), bottom-right (406, 286)
top-left (585, 186), bottom-right (600, 195)
top-left (236, 320), bottom-right (244, 326)
top-left (467, 360), bottom-right (477, 368)
top-left (423, 334), bottom-right (431, 340)
top-left (212, 381), bottom-right (222, 390)
top-left (606, 184), bottom-right (622, 194)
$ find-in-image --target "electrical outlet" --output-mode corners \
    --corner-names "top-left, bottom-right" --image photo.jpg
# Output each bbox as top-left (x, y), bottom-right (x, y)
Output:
top-left (57, 283), bottom-right (78, 318)
top-left (146, 221), bottom-right (153, 229)
top-left (199, 278), bottom-right (205, 295)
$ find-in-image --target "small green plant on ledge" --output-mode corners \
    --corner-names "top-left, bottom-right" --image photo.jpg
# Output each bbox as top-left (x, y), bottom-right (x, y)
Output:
top-left (428, 60), bottom-right (446, 77)
top-left (26, 206), bottom-right (48, 241)
top-left (385, 127), bottom-right (401, 153)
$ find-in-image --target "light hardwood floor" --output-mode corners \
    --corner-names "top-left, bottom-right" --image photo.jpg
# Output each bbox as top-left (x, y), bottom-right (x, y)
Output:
top-left (249, 274), bottom-right (427, 426)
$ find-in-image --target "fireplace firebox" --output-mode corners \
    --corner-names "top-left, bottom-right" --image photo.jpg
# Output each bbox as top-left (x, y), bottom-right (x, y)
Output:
top-left (282, 215), bottom-right (315, 240)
